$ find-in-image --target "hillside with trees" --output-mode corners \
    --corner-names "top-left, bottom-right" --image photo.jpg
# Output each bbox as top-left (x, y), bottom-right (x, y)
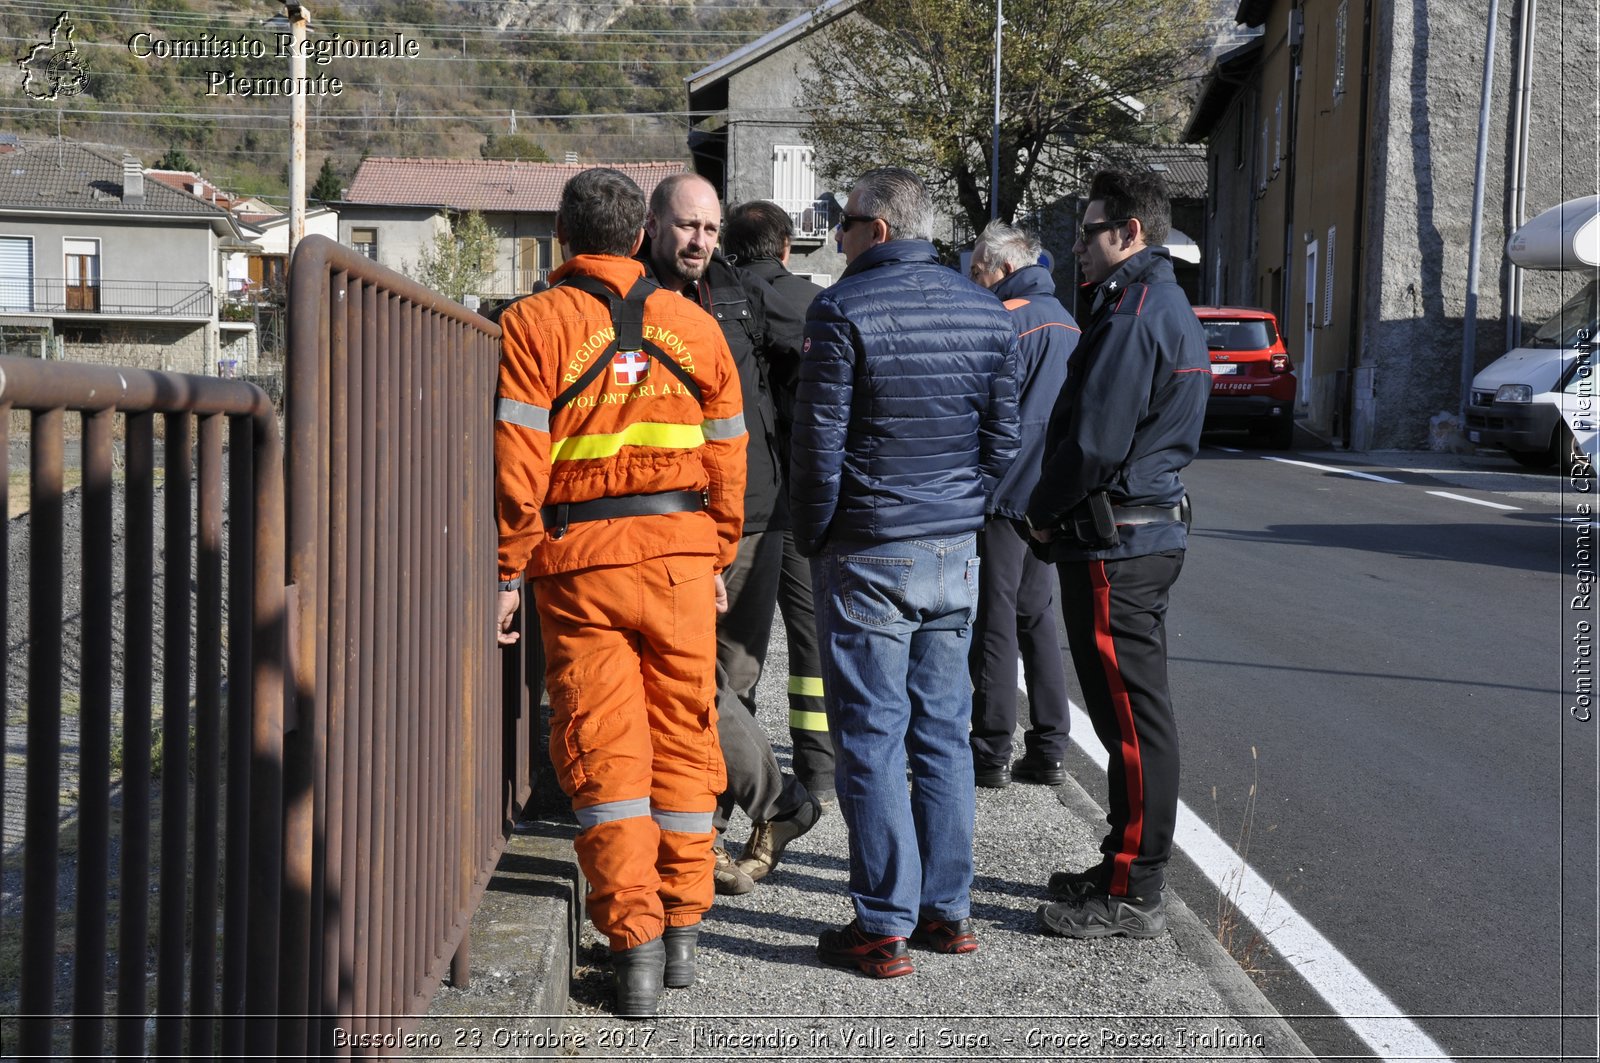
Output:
top-left (0, 0), bottom-right (802, 202)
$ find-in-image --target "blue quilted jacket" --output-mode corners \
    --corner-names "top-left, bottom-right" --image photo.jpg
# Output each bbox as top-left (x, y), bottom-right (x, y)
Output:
top-left (789, 239), bottom-right (1021, 556)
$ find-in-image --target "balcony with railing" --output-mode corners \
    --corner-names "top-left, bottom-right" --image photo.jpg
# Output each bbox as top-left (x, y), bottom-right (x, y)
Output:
top-left (779, 197), bottom-right (837, 243)
top-left (0, 277), bottom-right (215, 319)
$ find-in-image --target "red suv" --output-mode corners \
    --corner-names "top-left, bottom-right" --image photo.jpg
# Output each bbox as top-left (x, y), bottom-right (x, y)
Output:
top-left (1192, 306), bottom-right (1297, 448)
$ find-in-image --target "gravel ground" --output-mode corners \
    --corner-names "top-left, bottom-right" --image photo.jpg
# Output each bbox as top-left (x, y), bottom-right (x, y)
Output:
top-left (554, 628), bottom-right (1281, 1062)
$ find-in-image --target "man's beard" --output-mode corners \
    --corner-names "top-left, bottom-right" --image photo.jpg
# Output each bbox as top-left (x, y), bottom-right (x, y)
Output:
top-left (670, 252), bottom-right (709, 285)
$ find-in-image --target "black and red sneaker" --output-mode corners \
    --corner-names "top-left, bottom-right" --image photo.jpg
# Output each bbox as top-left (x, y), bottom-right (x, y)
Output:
top-left (909, 916), bottom-right (979, 954)
top-left (817, 920), bottom-right (914, 978)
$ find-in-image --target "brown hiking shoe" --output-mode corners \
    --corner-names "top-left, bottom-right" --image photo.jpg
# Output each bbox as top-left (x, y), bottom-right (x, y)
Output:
top-left (735, 795), bottom-right (822, 882)
top-left (713, 843), bottom-right (755, 896)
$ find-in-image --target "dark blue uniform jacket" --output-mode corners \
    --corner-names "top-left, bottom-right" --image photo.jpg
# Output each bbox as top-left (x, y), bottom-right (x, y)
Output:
top-left (790, 239), bottom-right (1021, 556)
top-left (1026, 247), bottom-right (1209, 561)
top-left (989, 264), bottom-right (1080, 521)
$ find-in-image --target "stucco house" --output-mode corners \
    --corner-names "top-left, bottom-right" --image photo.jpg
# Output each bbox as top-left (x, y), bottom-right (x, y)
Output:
top-left (0, 139), bottom-right (246, 374)
top-left (337, 158), bottom-right (688, 302)
top-left (1184, 0), bottom-right (1597, 448)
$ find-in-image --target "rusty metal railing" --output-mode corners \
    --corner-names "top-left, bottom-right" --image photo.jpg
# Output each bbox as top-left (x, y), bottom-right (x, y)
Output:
top-left (1, 234), bottom-right (538, 1058)
top-left (280, 236), bottom-right (522, 1057)
top-left (0, 358), bottom-right (287, 1058)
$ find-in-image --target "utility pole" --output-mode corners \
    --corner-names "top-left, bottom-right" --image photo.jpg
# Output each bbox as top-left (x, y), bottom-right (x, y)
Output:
top-left (989, 0), bottom-right (1003, 222)
top-left (1462, 0), bottom-right (1500, 421)
top-left (287, 3), bottom-right (311, 260)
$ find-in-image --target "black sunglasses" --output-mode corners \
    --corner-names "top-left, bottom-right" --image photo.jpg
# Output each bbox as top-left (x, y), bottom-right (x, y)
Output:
top-left (1078, 218), bottom-right (1130, 241)
top-left (836, 213), bottom-right (880, 233)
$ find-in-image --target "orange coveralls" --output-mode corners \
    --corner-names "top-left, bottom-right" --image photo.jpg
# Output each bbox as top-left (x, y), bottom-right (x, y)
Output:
top-left (495, 254), bottom-right (746, 951)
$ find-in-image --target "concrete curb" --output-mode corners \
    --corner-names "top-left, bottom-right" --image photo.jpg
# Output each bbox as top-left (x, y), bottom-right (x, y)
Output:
top-left (413, 818), bottom-right (583, 1057)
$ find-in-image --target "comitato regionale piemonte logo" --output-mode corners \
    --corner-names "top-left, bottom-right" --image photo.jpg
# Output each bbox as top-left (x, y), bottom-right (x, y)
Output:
top-left (18, 11), bottom-right (89, 101)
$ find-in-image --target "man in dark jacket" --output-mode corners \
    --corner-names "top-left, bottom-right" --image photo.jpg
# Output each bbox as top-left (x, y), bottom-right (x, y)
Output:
top-left (722, 199), bottom-right (838, 813)
top-left (965, 221), bottom-right (1079, 790)
top-left (641, 174), bottom-right (821, 895)
top-left (1026, 169), bottom-right (1209, 940)
top-left (792, 167), bottom-right (1020, 977)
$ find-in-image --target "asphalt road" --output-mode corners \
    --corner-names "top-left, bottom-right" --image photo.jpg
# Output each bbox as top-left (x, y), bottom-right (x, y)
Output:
top-left (1064, 440), bottom-right (1599, 1061)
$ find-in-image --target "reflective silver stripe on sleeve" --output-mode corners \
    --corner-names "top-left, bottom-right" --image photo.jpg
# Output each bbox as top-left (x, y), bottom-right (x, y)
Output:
top-left (700, 412), bottom-right (746, 441)
top-left (496, 397), bottom-right (550, 432)
top-left (573, 797), bottom-right (651, 829)
top-left (651, 807), bottom-right (715, 834)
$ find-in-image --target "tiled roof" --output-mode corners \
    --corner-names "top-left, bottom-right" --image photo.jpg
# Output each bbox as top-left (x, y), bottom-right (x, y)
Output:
top-left (1093, 144), bottom-right (1210, 200)
top-left (344, 158), bottom-right (690, 213)
top-left (0, 140), bottom-right (231, 217)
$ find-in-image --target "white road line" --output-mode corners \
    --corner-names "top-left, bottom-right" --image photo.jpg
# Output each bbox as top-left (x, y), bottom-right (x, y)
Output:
top-left (1211, 445), bottom-right (1244, 454)
top-left (1424, 490), bottom-right (1521, 511)
top-left (1260, 456), bottom-right (1404, 483)
top-left (1056, 698), bottom-right (1455, 1062)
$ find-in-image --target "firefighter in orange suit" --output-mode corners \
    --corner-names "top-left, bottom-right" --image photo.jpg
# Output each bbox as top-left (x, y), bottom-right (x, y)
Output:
top-left (493, 168), bottom-right (746, 1019)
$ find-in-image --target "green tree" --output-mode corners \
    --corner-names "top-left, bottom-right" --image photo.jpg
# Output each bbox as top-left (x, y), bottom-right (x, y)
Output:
top-left (481, 134), bottom-right (551, 162)
top-left (413, 211), bottom-right (496, 302)
top-left (310, 157), bottom-right (344, 202)
top-left (155, 147), bottom-right (196, 172)
top-left (799, 0), bottom-right (1205, 233)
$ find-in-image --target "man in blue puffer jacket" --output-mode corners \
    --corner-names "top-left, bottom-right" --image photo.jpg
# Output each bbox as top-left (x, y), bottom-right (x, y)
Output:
top-left (965, 221), bottom-right (1079, 792)
top-left (791, 167), bottom-right (1020, 978)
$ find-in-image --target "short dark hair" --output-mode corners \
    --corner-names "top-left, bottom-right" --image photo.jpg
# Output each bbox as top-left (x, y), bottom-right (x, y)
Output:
top-left (723, 201), bottom-right (792, 263)
top-left (1087, 170), bottom-right (1171, 247)
top-left (557, 168), bottom-right (645, 256)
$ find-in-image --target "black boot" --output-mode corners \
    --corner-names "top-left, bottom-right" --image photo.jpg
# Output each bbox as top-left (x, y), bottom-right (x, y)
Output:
top-left (663, 923), bottom-right (699, 988)
top-left (611, 936), bottom-right (666, 1019)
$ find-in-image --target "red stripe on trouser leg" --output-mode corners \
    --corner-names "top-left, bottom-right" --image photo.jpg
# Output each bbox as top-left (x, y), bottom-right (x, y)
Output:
top-left (1089, 560), bottom-right (1144, 897)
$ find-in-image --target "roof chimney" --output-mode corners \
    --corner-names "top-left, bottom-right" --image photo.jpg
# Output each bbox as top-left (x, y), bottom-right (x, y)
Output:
top-left (564, 151), bottom-right (578, 164)
top-left (122, 155), bottom-right (144, 204)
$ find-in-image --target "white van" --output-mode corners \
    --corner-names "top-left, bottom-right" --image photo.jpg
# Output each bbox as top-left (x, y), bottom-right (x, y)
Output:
top-left (1465, 196), bottom-right (1599, 467)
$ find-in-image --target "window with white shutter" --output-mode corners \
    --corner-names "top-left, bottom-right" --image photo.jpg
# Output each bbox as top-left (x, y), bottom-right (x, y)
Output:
top-left (0, 236), bottom-right (33, 313)
top-left (772, 145), bottom-right (829, 239)
top-left (1323, 226), bottom-right (1336, 326)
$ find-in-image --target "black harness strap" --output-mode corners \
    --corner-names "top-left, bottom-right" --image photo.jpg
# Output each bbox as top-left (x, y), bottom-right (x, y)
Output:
top-left (551, 275), bottom-right (702, 412)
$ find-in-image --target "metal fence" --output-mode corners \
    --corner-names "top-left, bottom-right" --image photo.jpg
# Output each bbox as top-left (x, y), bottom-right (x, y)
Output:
top-left (0, 234), bottom-right (536, 1058)
top-left (0, 357), bottom-right (288, 1058)
top-left (279, 235), bottom-right (521, 1056)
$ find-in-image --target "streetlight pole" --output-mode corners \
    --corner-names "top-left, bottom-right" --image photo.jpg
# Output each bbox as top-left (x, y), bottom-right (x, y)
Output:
top-left (989, 0), bottom-right (1003, 222)
top-left (287, 3), bottom-right (310, 260)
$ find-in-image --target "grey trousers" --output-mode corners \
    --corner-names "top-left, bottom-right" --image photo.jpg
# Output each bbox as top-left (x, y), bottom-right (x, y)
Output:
top-left (712, 528), bottom-right (811, 832)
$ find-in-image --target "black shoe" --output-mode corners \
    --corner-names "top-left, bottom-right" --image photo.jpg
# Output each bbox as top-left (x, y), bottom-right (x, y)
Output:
top-left (1038, 890), bottom-right (1167, 939)
top-left (1012, 752), bottom-right (1067, 786)
top-left (817, 920), bottom-right (914, 978)
top-left (663, 923), bottom-right (698, 988)
top-left (908, 916), bottom-right (979, 954)
top-left (611, 936), bottom-right (666, 1018)
top-left (1046, 866), bottom-right (1105, 900)
top-left (974, 762), bottom-right (1012, 788)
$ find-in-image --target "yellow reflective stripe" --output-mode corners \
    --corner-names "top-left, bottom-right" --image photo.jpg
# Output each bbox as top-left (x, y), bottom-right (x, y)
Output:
top-left (787, 675), bottom-right (825, 697)
top-left (701, 412), bottom-right (746, 440)
top-left (789, 708), bottom-right (830, 733)
top-left (550, 421), bottom-right (705, 463)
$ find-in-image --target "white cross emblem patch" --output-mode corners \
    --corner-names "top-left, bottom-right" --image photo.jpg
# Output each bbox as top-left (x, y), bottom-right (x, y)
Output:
top-left (613, 349), bottom-right (650, 386)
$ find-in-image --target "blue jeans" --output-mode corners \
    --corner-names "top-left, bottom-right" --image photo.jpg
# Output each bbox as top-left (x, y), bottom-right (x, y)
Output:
top-left (811, 534), bottom-right (980, 937)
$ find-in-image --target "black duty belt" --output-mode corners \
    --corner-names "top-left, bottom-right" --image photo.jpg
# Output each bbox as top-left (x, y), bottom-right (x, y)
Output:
top-left (541, 489), bottom-right (706, 539)
top-left (1111, 503), bottom-right (1182, 526)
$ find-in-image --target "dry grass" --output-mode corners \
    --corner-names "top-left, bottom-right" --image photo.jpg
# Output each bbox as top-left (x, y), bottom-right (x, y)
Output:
top-left (1211, 745), bottom-right (1275, 977)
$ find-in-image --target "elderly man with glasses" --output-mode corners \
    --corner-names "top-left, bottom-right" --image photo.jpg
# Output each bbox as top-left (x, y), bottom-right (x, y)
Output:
top-left (790, 167), bottom-right (1020, 978)
top-left (1025, 169), bottom-right (1209, 941)
top-left (965, 221), bottom-right (1080, 792)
